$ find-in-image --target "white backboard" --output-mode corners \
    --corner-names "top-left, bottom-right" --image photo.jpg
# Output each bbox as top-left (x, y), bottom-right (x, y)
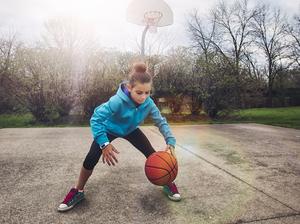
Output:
top-left (126, 0), bottom-right (173, 27)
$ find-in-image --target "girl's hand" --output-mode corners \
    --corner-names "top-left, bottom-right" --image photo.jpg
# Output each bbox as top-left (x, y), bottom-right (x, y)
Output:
top-left (101, 144), bottom-right (120, 166)
top-left (164, 145), bottom-right (176, 158)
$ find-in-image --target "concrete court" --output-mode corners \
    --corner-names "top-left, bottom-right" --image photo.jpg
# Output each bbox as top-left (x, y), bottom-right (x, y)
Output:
top-left (0, 124), bottom-right (299, 224)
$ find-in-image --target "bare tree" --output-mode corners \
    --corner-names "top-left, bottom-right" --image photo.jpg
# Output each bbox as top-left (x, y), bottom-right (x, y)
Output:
top-left (78, 50), bottom-right (125, 117)
top-left (42, 17), bottom-right (98, 52)
top-left (188, 0), bottom-right (257, 109)
top-left (243, 51), bottom-right (263, 80)
top-left (251, 5), bottom-right (289, 106)
top-left (15, 46), bottom-right (76, 122)
top-left (211, 0), bottom-right (256, 73)
top-left (287, 14), bottom-right (300, 67)
top-left (146, 47), bottom-right (202, 115)
top-left (0, 32), bottom-right (24, 112)
top-left (42, 17), bottom-right (100, 85)
top-left (188, 9), bottom-right (217, 67)
top-left (34, 17), bottom-right (102, 120)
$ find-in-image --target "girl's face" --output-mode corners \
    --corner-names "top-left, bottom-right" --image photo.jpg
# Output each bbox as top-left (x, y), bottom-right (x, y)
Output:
top-left (127, 82), bottom-right (152, 105)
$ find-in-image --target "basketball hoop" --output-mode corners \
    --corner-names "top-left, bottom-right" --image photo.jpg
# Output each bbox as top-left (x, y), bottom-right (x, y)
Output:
top-left (126, 0), bottom-right (173, 27)
top-left (144, 11), bottom-right (163, 26)
top-left (148, 26), bottom-right (157, 33)
top-left (144, 11), bottom-right (162, 33)
top-left (126, 0), bottom-right (173, 56)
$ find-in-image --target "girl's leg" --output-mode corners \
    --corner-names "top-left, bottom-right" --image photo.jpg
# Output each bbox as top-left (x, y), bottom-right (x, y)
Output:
top-left (76, 134), bottom-right (117, 190)
top-left (124, 128), bottom-right (181, 201)
top-left (75, 166), bottom-right (93, 190)
top-left (123, 128), bottom-right (156, 158)
top-left (58, 134), bottom-right (117, 211)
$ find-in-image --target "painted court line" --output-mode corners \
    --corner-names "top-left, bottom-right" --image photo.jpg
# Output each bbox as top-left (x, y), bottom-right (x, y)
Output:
top-left (228, 213), bottom-right (300, 224)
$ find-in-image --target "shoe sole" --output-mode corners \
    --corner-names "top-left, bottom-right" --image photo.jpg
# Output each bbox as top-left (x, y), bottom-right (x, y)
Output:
top-left (57, 197), bottom-right (84, 212)
top-left (163, 188), bottom-right (181, 202)
top-left (167, 195), bottom-right (181, 202)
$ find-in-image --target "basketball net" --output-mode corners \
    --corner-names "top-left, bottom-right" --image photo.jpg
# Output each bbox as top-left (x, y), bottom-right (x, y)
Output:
top-left (144, 11), bottom-right (162, 33)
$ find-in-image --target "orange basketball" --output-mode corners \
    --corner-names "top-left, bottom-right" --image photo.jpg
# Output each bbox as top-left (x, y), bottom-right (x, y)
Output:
top-left (144, 151), bottom-right (178, 186)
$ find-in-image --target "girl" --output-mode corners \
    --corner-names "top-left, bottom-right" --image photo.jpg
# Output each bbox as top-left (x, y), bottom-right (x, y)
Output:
top-left (58, 62), bottom-right (181, 212)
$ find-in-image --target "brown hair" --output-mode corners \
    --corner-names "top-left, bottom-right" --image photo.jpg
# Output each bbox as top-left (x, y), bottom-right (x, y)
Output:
top-left (128, 62), bottom-right (152, 86)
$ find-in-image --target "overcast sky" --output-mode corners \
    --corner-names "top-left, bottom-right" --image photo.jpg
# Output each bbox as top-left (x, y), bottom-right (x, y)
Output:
top-left (0, 0), bottom-right (299, 52)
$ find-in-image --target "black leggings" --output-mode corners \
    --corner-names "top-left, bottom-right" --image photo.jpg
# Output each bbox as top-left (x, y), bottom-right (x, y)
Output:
top-left (83, 128), bottom-right (156, 170)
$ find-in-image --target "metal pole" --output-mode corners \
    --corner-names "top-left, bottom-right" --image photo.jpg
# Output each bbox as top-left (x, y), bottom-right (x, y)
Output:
top-left (141, 25), bottom-right (149, 57)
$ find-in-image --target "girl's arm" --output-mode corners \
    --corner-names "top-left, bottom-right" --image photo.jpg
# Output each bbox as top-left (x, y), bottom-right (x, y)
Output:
top-left (150, 104), bottom-right (176, 148)
top-left (90, 96), bottom-right (118, 146)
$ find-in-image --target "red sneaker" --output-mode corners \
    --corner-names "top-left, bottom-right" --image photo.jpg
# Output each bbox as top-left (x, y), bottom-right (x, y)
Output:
top-left (163, 182), bottom-right (181, 201)
top-left (58, 188), bottom-right (85, 212)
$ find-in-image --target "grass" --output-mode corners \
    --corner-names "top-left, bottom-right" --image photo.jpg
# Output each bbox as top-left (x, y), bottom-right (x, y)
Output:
top-left (0, 113), bottom-right (36, 128)
top-left (0, 113), bottom-right (89, 128)
top-left (1, 106), bottom-right (300, 129)
top-left (226, 106), bottom-right (300, 129)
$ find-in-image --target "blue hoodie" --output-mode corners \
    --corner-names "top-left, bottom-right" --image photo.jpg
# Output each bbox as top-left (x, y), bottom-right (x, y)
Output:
top-left (90, 83), bottom-right (176, 147)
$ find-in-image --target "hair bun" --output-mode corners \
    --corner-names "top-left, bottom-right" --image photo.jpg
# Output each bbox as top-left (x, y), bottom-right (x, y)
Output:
top-left (133, 62), bottom-right (147, 73)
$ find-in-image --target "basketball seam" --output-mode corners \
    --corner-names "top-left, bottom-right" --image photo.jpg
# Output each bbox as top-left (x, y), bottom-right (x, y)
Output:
top-left (145, 153), bottom-right (178, 185)
top-left (166, 152), bottom-right (177, 178)
top-left (156, 154), bottom-right (173, 171)
top-left (156, 153), bottom-right (177, 182)
top-left (145, 165), bottom-right (170, 172)
top-left (148, 164), bottom-right (177, 182)
top-left (148, 171), bottom-right (169, 181)
top-left (168, 159), bottom-right (178, 182)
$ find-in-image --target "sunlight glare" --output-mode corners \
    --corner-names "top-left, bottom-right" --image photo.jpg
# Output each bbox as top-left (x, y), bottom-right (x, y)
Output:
top-left (48, 0), bottom-right (127, 28)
